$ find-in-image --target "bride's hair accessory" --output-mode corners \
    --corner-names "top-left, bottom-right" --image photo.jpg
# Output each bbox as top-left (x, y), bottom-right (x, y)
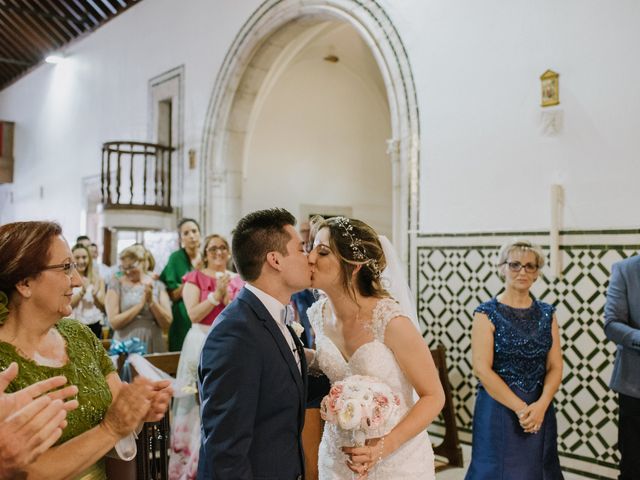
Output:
top-left (335, 217), bottom-right (381, 278)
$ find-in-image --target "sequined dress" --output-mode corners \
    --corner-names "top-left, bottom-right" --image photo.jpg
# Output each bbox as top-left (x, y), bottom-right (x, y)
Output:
top-left (309, 297), bottom-right (436, 480)
top-left (0, 319), bottom-right (116, 480)
top-left (465, 297), bottom-right (564, 480)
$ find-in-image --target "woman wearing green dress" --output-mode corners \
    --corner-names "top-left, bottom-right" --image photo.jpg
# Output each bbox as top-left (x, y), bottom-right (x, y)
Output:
top-left (0, 221), bottom-right (173, 480)
top-left (161, 218), bottom-right (202, 351)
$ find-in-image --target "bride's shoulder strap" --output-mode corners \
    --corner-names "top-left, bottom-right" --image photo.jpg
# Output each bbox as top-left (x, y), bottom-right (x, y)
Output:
top-left (371, 297), bottom-right (404, 342)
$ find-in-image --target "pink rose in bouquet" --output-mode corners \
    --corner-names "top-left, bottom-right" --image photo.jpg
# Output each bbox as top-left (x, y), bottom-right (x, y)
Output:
top-left (320, 375), bottom-right (401, 445)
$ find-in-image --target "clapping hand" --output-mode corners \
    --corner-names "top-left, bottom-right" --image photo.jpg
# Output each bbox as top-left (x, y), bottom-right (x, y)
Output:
top-left (101, 376), bottom-right (154, 439)
top-left (144, 380), bottom-right (173, 423)
top-left (142, 283), bottom-right (153, 305)
top-left (0, 363), bottom-right (79, 478)
top-left (101, 377), bottom-right (173, 441)
top-left (213, 274), bottom-right (230, 304)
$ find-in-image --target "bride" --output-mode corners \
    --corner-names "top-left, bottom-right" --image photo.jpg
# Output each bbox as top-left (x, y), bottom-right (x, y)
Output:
top-left (307, 216), bottom-right (444, 479)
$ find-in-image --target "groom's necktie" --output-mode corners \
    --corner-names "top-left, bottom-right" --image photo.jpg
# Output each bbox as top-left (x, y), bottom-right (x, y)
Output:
top-left (281, 305), bottom-right (301, 373)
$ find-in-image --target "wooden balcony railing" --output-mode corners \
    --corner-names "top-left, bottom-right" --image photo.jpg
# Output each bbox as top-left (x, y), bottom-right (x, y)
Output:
top-left (101, 141), bottom-right (174, 212)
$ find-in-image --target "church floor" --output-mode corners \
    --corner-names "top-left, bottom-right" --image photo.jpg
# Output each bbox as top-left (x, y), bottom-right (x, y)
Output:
top-left (435, 444), bottom-right (592, 480)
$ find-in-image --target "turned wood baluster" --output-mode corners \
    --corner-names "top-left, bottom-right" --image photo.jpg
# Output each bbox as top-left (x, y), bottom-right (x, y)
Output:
top-left (101, 146), bottom-right (107, 205)
top-left (154, 147), bottom-right (160, 206)
top-left (166, 147), bottom-right (172, 210)
top-left (115, 146), bottom-right (122, 204)
top-left (143, 145), bottom-right (148, 206)
top-left (129, 147), bottom-right (135, 205)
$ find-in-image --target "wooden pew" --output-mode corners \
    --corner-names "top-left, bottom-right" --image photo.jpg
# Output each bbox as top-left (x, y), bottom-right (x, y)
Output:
top-left (430, 344), bottom-right (464, 472)
top-left (302, 409), bottom-right (322, 480)
top-left (131, 352), bottom-right (180, 480)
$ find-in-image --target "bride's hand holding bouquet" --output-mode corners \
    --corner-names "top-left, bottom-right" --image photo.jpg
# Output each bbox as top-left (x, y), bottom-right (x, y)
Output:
top-left (320, 375), bottom-right (401, 477)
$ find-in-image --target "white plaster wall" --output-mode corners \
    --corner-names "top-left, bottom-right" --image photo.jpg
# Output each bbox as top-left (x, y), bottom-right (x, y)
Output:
top-left (1, 0), bottom-right (640, 238)
top-left (242, 23), bottom-right (392, 236)
top-left (387, 0), bottom-right (640, 233)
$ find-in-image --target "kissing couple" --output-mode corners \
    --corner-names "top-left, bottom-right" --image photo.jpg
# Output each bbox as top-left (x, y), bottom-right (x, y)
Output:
top-left (197, 208), bottom-right (443, 479)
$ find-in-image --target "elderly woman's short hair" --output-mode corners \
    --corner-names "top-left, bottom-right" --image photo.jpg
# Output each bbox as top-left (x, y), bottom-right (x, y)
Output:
top-left (496, 239), bottom-right (546, 270)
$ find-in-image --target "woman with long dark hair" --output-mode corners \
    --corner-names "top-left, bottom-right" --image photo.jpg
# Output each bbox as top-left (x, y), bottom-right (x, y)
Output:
top-left (160, 218), bottom-right (202, 351)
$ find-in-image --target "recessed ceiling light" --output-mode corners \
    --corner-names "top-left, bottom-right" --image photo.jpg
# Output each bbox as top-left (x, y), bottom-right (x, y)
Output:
top-left (45, 53), bottom-right (65, 64)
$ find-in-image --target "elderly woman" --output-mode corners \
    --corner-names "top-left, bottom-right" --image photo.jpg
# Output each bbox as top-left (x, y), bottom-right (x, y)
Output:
top-left (106, 244), bottom-right (172, 353)
top-left (70, 243), bottom-right (105, 338)
top-left (0, 221), bottom-right (172, 480)
top-left (169, 234), bottom-right (243, 479)
top-left (465, 240), bottom-right (564, 480)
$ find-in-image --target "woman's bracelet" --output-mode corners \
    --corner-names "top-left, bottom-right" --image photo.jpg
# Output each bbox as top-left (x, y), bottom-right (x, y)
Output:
top-left (377, 436), bottom-right (385, 464)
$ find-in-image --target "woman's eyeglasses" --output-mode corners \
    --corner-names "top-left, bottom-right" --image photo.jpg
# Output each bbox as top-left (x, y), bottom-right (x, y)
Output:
top-left (119, 262), bottom-right (140, 273)
top-left (43, 262), bottom-right (78, 276)
top-left (502, 261), bottom-right (539, 273)
top-left (206, 246), bottom-right (228, 254)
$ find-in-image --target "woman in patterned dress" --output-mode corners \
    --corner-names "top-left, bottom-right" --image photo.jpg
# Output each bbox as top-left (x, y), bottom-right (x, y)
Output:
top-left (105, 244), bottom-right (172, 353)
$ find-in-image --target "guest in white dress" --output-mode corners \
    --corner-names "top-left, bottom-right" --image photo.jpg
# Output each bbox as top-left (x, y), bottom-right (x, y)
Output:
top-left (307, 216), bottom-right (444, 479)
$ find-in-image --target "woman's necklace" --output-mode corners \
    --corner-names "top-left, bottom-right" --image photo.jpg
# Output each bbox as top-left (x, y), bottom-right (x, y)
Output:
top-left (13, 329), bottom-right (68, 367)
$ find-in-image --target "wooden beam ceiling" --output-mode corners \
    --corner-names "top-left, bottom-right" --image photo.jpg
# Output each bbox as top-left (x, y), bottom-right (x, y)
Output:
top-left (0, 0), bottom-right (140, 91)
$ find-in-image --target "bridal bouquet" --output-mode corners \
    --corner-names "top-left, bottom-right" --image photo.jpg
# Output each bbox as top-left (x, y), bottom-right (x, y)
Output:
top-left (320, 375), bottom-right (401, 446)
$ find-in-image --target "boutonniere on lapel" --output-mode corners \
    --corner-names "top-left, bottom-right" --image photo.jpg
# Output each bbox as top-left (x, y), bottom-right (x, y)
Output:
top-left (290, 321), bottom-right (305, 338)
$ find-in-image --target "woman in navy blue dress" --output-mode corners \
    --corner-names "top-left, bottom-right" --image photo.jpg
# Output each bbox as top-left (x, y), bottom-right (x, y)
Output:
top-left (466, 240), bottom-right (564, 480)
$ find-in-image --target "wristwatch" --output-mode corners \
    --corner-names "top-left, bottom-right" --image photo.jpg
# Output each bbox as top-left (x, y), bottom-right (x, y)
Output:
top-left (207, 292), bottom-right (220, 307)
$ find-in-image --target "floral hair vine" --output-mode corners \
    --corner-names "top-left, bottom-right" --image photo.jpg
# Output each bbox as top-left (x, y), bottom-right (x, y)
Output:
top-left (0, 291), bottom-right (9, 326)
top-left (334, 217), bottom-right (381, 278)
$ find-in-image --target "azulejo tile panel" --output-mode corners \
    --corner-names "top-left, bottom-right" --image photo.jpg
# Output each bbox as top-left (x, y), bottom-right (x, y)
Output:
top-left (416, 237), bottom-right (640, 476)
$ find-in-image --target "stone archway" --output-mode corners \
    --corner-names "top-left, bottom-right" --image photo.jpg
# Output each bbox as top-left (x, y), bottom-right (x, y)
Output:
top-left (199, 0), bottom-right (419, 262)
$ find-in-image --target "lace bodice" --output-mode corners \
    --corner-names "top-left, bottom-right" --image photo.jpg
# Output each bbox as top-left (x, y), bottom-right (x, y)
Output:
top-left (475, 297), bottom-right (555, 392)
top-left (308, 297), bottom-right (435, 479)
top-left (309, 297), bottom-right (416, 409)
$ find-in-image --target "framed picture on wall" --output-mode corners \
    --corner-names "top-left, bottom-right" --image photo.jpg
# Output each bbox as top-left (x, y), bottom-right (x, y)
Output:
top-left (540, 69), bottom-right (559, 107)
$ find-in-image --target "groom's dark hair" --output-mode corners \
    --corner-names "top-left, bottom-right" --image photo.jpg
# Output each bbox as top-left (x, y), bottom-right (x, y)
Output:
top-left (232, 208), bottom-right (296, 281)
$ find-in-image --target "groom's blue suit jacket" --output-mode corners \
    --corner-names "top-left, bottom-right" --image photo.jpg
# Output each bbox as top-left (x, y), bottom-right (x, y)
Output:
top-left (197, 287), bottom-right (307, 480)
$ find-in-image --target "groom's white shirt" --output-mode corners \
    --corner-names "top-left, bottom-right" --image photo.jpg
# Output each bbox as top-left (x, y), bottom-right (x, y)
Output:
top-left (245, 283), bottom-right (301, 373)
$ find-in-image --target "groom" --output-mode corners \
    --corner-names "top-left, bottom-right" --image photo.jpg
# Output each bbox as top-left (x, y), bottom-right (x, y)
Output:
top-left (197, 208), bottom-right (310, 479)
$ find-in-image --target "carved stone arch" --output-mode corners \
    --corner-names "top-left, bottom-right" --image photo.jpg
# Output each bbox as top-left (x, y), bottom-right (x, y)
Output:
top-left (200, 0), bottom-right (419, 262)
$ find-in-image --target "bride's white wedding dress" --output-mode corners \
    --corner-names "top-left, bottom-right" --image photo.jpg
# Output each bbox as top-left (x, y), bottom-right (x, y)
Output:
top-left (309, 297), bottom-right (436, 480)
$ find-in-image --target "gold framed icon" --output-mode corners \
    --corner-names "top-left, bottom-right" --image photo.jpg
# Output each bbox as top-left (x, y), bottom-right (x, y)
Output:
top-left (540, 69), bottom-right (559, 107)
